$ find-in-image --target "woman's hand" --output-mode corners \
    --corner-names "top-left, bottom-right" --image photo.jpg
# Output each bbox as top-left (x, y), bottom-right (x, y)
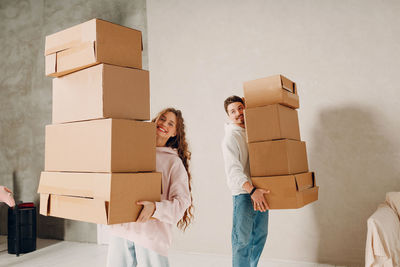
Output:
top-left (0, 186), bottom-right (15, 207)
top-left (136, 201), bottom-right (156, 222)
top-left (251, 189), bottom-right (270, 212)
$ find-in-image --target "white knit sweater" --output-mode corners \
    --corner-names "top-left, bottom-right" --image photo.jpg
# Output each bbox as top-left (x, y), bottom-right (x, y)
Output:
top-left (221, 123), bottom-right (251, 196)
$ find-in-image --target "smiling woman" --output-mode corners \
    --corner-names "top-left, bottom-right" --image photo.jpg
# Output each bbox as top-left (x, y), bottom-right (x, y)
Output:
top-left (154, 111), bottom-right (177, 146)
top-left (107, 107), bottom-right (194, 267)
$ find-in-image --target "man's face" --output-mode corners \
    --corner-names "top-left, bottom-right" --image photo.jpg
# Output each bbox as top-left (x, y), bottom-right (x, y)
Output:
top-left (227, 102), bottom-right (245, 125)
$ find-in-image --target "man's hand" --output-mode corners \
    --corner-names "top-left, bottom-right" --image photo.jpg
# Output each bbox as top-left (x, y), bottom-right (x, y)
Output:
top-left (136, 201), bottom-right (156, 222)
top-left (251, 189), bottom-right (270, 212)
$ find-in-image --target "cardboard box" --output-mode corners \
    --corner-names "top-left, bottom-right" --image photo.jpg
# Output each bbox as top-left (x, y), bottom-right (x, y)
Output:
top-left (52, 64), bottom-right (149, 124)
top-left (248, 139), bottom-right (308, 176)
top-left (251, 172), bottom-right (318, 209)
top-left (38, 171), bottom-right (162, 224)
top-left (45, 119), bottom-right (155, 172)
top-left (244, 104), bottom-right (300, 143)
top-left (45, 18), bottom-right (142, 77)
top-left (243, 74), bottom-right (299, 109)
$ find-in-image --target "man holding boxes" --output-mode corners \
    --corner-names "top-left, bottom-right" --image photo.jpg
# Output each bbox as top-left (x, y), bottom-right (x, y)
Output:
top-left (221, 96), bottom-right (270, 267)
top-left (222, 74), bottom-right (319, 266)
top-left (242, 74), bottom-right (318, 210)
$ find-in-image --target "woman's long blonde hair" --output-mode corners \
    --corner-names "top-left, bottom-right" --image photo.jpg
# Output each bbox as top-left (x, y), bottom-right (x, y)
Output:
top-left (152, 107), bottom-right (194, 231)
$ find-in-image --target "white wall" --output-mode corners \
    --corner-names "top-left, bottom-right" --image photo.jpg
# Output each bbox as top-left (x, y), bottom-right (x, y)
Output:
top-left (146, 0), bottom-right (400, 265)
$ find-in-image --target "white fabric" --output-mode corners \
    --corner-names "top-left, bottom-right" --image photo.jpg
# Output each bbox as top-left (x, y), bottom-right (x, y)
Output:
top-left (221, 123), bottom-right (251, 195)
top-left (365, 192), bottom-right (400, 267)
top-left (386, 192), bottom-right (400, 220)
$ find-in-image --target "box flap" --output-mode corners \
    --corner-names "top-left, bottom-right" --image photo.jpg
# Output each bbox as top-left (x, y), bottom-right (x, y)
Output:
top-left (38, 172), bottom-right (111, 199)
top-left (295, 172), bottom-right (314, 191)
top-left (45, 19), bottom-right (97, 56)
top-left (280, 75), bottom-right (297, 94)
top-left (48, 194), bottom-right (108, 224)
top-left (281, 90), bottom-right (300, 109)
top-left (45, 54), bottom-right (57, 76)
top-left (301, 186), bottom-right (319, 206)
top-left (39, 193), bottom-right (50, 216)
top-left (56, 41), bottom-right (97, 75)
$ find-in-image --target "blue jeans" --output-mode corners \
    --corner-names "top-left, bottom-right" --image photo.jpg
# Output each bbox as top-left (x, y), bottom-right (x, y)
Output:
top-left (232, 194), bottom-right (269, 267)
top-left (107, 235), bottom-right (169, 267)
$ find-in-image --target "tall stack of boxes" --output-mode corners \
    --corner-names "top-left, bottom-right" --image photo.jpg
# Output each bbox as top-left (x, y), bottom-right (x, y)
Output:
top-left (243, 75), bottom-right (319, 209)
top-left (37, 19), bottom-right (162, 224)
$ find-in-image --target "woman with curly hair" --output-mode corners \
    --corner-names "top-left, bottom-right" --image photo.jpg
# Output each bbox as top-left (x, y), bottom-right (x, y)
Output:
top-left (107, 107), bottom-right (193, 267)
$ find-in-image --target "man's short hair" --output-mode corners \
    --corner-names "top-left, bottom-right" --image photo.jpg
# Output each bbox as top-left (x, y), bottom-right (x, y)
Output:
top-left (224, 95), bottom-right (244, 114)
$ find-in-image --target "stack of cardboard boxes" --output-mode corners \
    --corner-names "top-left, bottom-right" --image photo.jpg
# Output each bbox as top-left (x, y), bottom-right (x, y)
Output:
top-left (37, 19), bottom-right (162, 224)
top-left (243, 75), bottom-right (319, 209)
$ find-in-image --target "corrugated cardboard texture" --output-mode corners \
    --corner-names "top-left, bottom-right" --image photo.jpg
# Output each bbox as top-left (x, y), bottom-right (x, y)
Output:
top-left (52, 64), bottom-right (150, 124)
top-left (248, 139), bottom-right (308, 176)
top-left (244, 104), bottom-right (301, 143)
top-left (45, 18), bottom-right (142, 77)
top-left (38, 171), bottom-right (162, 224)
top-left (251, 172), bottom-right (318, 209)
top-left (243, 74), bottom-right (299, 109)
top-left (44, 119), bottom-right (156, 172)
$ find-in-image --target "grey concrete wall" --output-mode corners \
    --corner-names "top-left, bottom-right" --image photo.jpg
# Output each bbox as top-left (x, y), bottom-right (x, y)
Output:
top-left (0, 0), bottom-right (148, 242)
top-left (147, 0), bottom-right (400, 266)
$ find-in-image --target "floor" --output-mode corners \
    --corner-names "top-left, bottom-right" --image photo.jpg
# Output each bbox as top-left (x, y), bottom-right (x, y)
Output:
top-left (0, 237), bottom-right (344, 267)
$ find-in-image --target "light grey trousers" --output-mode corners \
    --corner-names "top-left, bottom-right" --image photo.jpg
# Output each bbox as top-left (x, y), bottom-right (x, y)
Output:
top-left (106, 235), bottom-right (169, 267)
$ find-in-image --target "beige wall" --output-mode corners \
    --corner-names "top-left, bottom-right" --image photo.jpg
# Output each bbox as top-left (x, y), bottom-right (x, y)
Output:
top-left (147, 0), bottom-right (400, 266)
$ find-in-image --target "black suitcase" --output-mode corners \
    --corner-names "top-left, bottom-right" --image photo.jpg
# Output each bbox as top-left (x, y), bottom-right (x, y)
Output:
top-left (7, 202), bottom-right (37, 256)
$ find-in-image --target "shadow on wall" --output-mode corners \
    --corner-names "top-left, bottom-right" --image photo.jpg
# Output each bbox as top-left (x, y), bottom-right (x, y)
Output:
top-left (310, 105), bottom-right (400, 266)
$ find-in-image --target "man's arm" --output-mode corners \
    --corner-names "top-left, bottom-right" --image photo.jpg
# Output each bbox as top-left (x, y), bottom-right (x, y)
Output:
top-left (242, 181), bottom-right (270, 212)
top-left (221, 135), bottom-right (249, 190)
top-left (222, 134), bottom-right (269, 211)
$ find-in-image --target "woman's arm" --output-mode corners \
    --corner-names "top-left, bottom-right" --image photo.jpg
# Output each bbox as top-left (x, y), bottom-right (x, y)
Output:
top-left (152, 161), bottom-right (191, 224)
top-left (136, 160), bottom-right (191, 224)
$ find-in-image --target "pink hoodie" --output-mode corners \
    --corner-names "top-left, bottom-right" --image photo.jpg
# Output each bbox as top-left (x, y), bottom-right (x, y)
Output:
top-left (109, 147), bottom-right (191, 256)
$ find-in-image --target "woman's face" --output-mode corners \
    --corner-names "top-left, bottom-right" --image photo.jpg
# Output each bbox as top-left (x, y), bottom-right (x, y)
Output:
top-left (156, 111), bottom-right (177, 140)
